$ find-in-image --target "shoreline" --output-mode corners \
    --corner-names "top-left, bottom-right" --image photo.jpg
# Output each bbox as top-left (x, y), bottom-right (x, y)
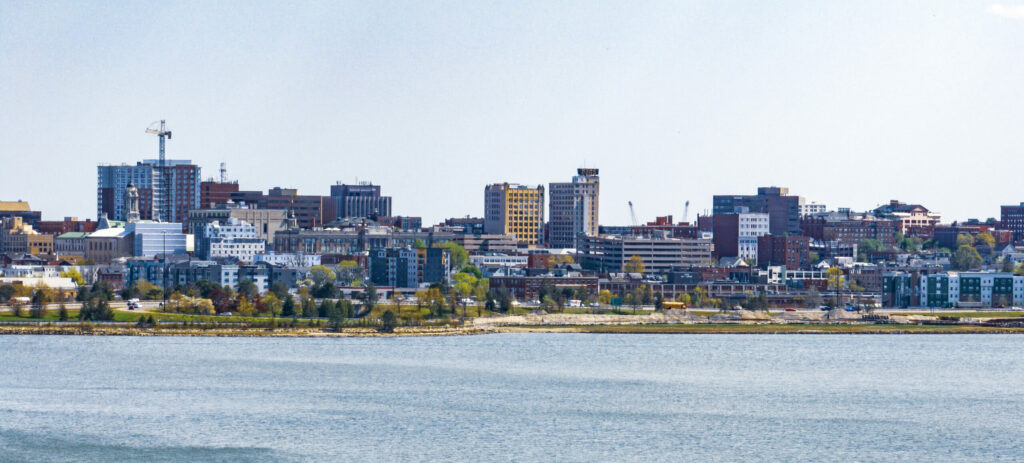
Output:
top-left (3, 322), bottom-right (1024, 337)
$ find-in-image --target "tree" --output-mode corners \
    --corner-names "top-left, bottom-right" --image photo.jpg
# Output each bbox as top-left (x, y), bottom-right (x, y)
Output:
top-left (956, 233), bottom-right (976, 247)
top-left (79, 298), bottom-right (114, 321)
top-left (281, 295), bottom-right (296, 317)
top-left (262, 292), bottom-right (283, 317)
top-left (808, 251), bottom-right (821, 265)
top-left (975, 232), bottom-right (996, 249)
top-left (237, 279), bottom-right (259, 299)
top-left (624, 255), bottom-right (646, 274)
top-left (361, 282), bottom-right (378, 312)
top-left (336, 260), bottom-right (364, 286)
top-left (58, 304), bottom-right (69, 321)
top-left (309, 265), bottom-right (337, 286)
top-left (952, 245), bottom-right (983, 270)
top-left (195, 280), bottom-right (223, 299)
top-left (60, 268), bottom-right (86, 286)
top-left (654, 292), bottom-right (664, 311)
top-left (318, 299), bottom-right (333, 318)
top-left (0, 284), bottom-right (14, 303)
top-left (461, 265), bottom-right (483, 279)
top-left (380, 310), bottom-right (397, 333)
top-left (1001, 258), bottom-right (1015, 273)
top-left (826, 267), bottom-right (845, 307)
top-left (436, 242), bottom-right (469, 271)
top-left (301, 296), bottom-right (317, 318)
top-left (675, 293), bottom-right (692, 306)
top-left (412, 238), bottom-right (427, 249)
top-left (805, 286), bottom-right (823, 309)
top-left (269, 281), bottom-right (290, 300)
top-left (328, 303), bottom-right (346, 331)
top-left (484, 291), bottom-right (497, 312)
top-left (859, 239), bottom-right (880, 254)
top-left (599, 289), bottom-right (613, 305)
top-left (236, 296), bottom-right (256, 316)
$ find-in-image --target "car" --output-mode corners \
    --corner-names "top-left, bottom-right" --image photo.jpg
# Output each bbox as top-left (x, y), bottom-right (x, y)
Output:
top-left (126, 302), bottom-right (136, 310)
top-left (785, 308), bottom-right (796, 312)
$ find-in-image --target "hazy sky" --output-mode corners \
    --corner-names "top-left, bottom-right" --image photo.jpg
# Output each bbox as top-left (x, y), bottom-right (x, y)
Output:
top-left (2, 1), bottom-right (1022, 226)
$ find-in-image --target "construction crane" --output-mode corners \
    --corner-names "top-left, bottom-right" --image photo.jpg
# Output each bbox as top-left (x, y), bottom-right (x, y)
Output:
top-left (628, 201), bottom-right (639, 227)
top-left (683, 200), bottom-right (690, 223)
top-left (145, 120), bottom-right (172, 222)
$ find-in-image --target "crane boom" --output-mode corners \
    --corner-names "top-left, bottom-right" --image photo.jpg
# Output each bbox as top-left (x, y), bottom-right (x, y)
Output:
top-left (628, 201), bottom-right (639, 227)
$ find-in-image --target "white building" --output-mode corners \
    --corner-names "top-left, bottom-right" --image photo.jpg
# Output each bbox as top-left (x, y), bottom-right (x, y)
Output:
top-left (254, 252), bottom-right (321, 267)
top-left (800, 202), bottom-right (827, 217)
top-left (737, 212), bottom-right (770, 263)
top-left (470, 254), bottom-right (529, 267)
top-left (203, 218), bottom-right (265, 262)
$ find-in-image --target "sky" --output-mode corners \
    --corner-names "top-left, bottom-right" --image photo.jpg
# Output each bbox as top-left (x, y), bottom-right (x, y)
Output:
top-left (1, 1), bottom-right (1022, 226)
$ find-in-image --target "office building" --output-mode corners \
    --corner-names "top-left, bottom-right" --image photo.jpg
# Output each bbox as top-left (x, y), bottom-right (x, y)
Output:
top-left (577, 234), bottom-right (714, 274)
top-left (757, 235), bottom-right (810, 270)
top-left (548, 168), bottom-right (600, 249)
top-left (484, 183), bottom-right (545, 246)
top-left (189, 203), bottom-right (289, 256)
top-left (0, 201), bottom-right (42, 227)
top-left (712, 212), bottom-right (770, 262)
top-left (125, 222), bottom-right (189, 258)
top-left (330, 182), bottom-right (392, 219)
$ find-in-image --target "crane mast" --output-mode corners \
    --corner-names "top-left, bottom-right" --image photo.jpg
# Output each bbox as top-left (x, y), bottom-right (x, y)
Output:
top-left (145, 120), bottom-right (172, 222)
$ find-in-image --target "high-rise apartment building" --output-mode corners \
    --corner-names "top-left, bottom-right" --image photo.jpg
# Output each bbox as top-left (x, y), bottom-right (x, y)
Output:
top-left (484, 183), bottom-right (545, 246)
top-left (548, 168), bottom-right (600, 249)
top-left (97, 159), bottom-right (200, 227)
top-left (330, 183), bottom-right (392, 219)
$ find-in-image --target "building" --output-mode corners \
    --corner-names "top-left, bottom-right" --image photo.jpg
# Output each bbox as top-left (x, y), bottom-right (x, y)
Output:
top-left (757, 235), bottom-right (810, 270)
top-left (254, 252), bottom-right (322, 267)
top-left (35, 217), bottom-right (98, 235)
top-left (489, 275), bottom-right (599, 300)
top-left (125, 222), bottom-right (189, 258)
top-left (443, 217), bottom-right (485, 235)
top-left (577, 234), bottom-right (714, 274)
top-left (548, 168), bottom-right (600, 249)
top-left (273, 227), bottom-right (455, 255)
top-left (202, 218), bottom-right (265, 262)
top-left (800, 216), bottom-right (898, 249)
top-left (451, 234), bottom-right (518, 254)
top-left (0, 217), bottom-right (54, 256)
top-left (229, 187), bottom-right (337, 229)
top-left (800, 202), bottom-right (827, 217)
top-left (97, 159), bottom-right (200, 227)
top-left (713, 186), bottom-right (802, 236)
top-left (416, 247), bottom-right (450, 284)
top-left (370, 247), bottom-right (418, 288)
top-left (484, 183), bottom-right (545, 246)
top-left (199, 180), bottom-right (240, 209)
top-left (0, 201), bottom-right (42, 227)
top-left (712, 212), bottom-right (770, 262)
top-left (330, 183), bottom-right (392, 219)
top-left (873, 200), bottom-right (940, 236)
top-left (189, 203), bottom-right (289, 256)
top-left (84, 227), bottom-right (133, 264)
top-left (1001, 203), bottom-right (1024, 241)
top-left (918, 272), bottom-right (1024, 308)
top-left (54, 232), bottom-right (90, 260)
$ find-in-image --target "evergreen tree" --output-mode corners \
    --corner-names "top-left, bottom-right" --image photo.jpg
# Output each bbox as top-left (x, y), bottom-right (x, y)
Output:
top-left (281, 296), bottom-right (296, 317)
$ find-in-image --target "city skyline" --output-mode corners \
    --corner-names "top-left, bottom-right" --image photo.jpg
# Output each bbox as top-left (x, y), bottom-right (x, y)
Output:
top-left (3, 1), bottom-right (1023, 224)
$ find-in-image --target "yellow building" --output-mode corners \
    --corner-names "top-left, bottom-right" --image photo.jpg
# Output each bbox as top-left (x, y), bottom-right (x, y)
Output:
top-left (0, 217), bottom-right (54, 255)
top-left (484, 183), bottom-right (545, 246)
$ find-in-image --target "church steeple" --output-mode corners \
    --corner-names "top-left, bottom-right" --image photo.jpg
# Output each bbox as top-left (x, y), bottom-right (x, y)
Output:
top-left (124, 181), bottom-right (140, 223)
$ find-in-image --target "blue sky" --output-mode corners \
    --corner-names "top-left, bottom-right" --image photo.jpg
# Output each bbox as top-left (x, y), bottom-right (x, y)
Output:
top-left (1, 1), bottom-right (1022, 225)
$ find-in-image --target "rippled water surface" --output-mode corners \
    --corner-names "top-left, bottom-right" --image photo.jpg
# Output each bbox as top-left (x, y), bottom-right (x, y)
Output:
top-left (2, 334), bottom-right (1023, 462)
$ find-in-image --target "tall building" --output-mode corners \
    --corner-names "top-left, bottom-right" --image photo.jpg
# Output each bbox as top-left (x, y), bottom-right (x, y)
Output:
top-left (548, 168), bottom-right (600, 249)
top-left (713, 186), bottom-right (801, 236)
top-left (202, 218), bottom-right (265, 262)
top-left (484, 183), bottom-right (545, 246)
top-left (1001, 203), bottom-right (1024, 241)
top-left (757, 235), bottom-right (810, 270)
top-left (369, 247), bottom-right (418, 288)
top-left (330, 182), bottom-right (392, 219)
top-left (0, 201), bottom-right (42, 227)
top-left (97, 159), bottom-right (200, 227)
top-left (712, 212), bottom-right (770, 262)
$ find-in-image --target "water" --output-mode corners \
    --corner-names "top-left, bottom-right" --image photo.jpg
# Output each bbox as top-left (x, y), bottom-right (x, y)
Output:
top-left (1, 334), bottom-right (1023, 462)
